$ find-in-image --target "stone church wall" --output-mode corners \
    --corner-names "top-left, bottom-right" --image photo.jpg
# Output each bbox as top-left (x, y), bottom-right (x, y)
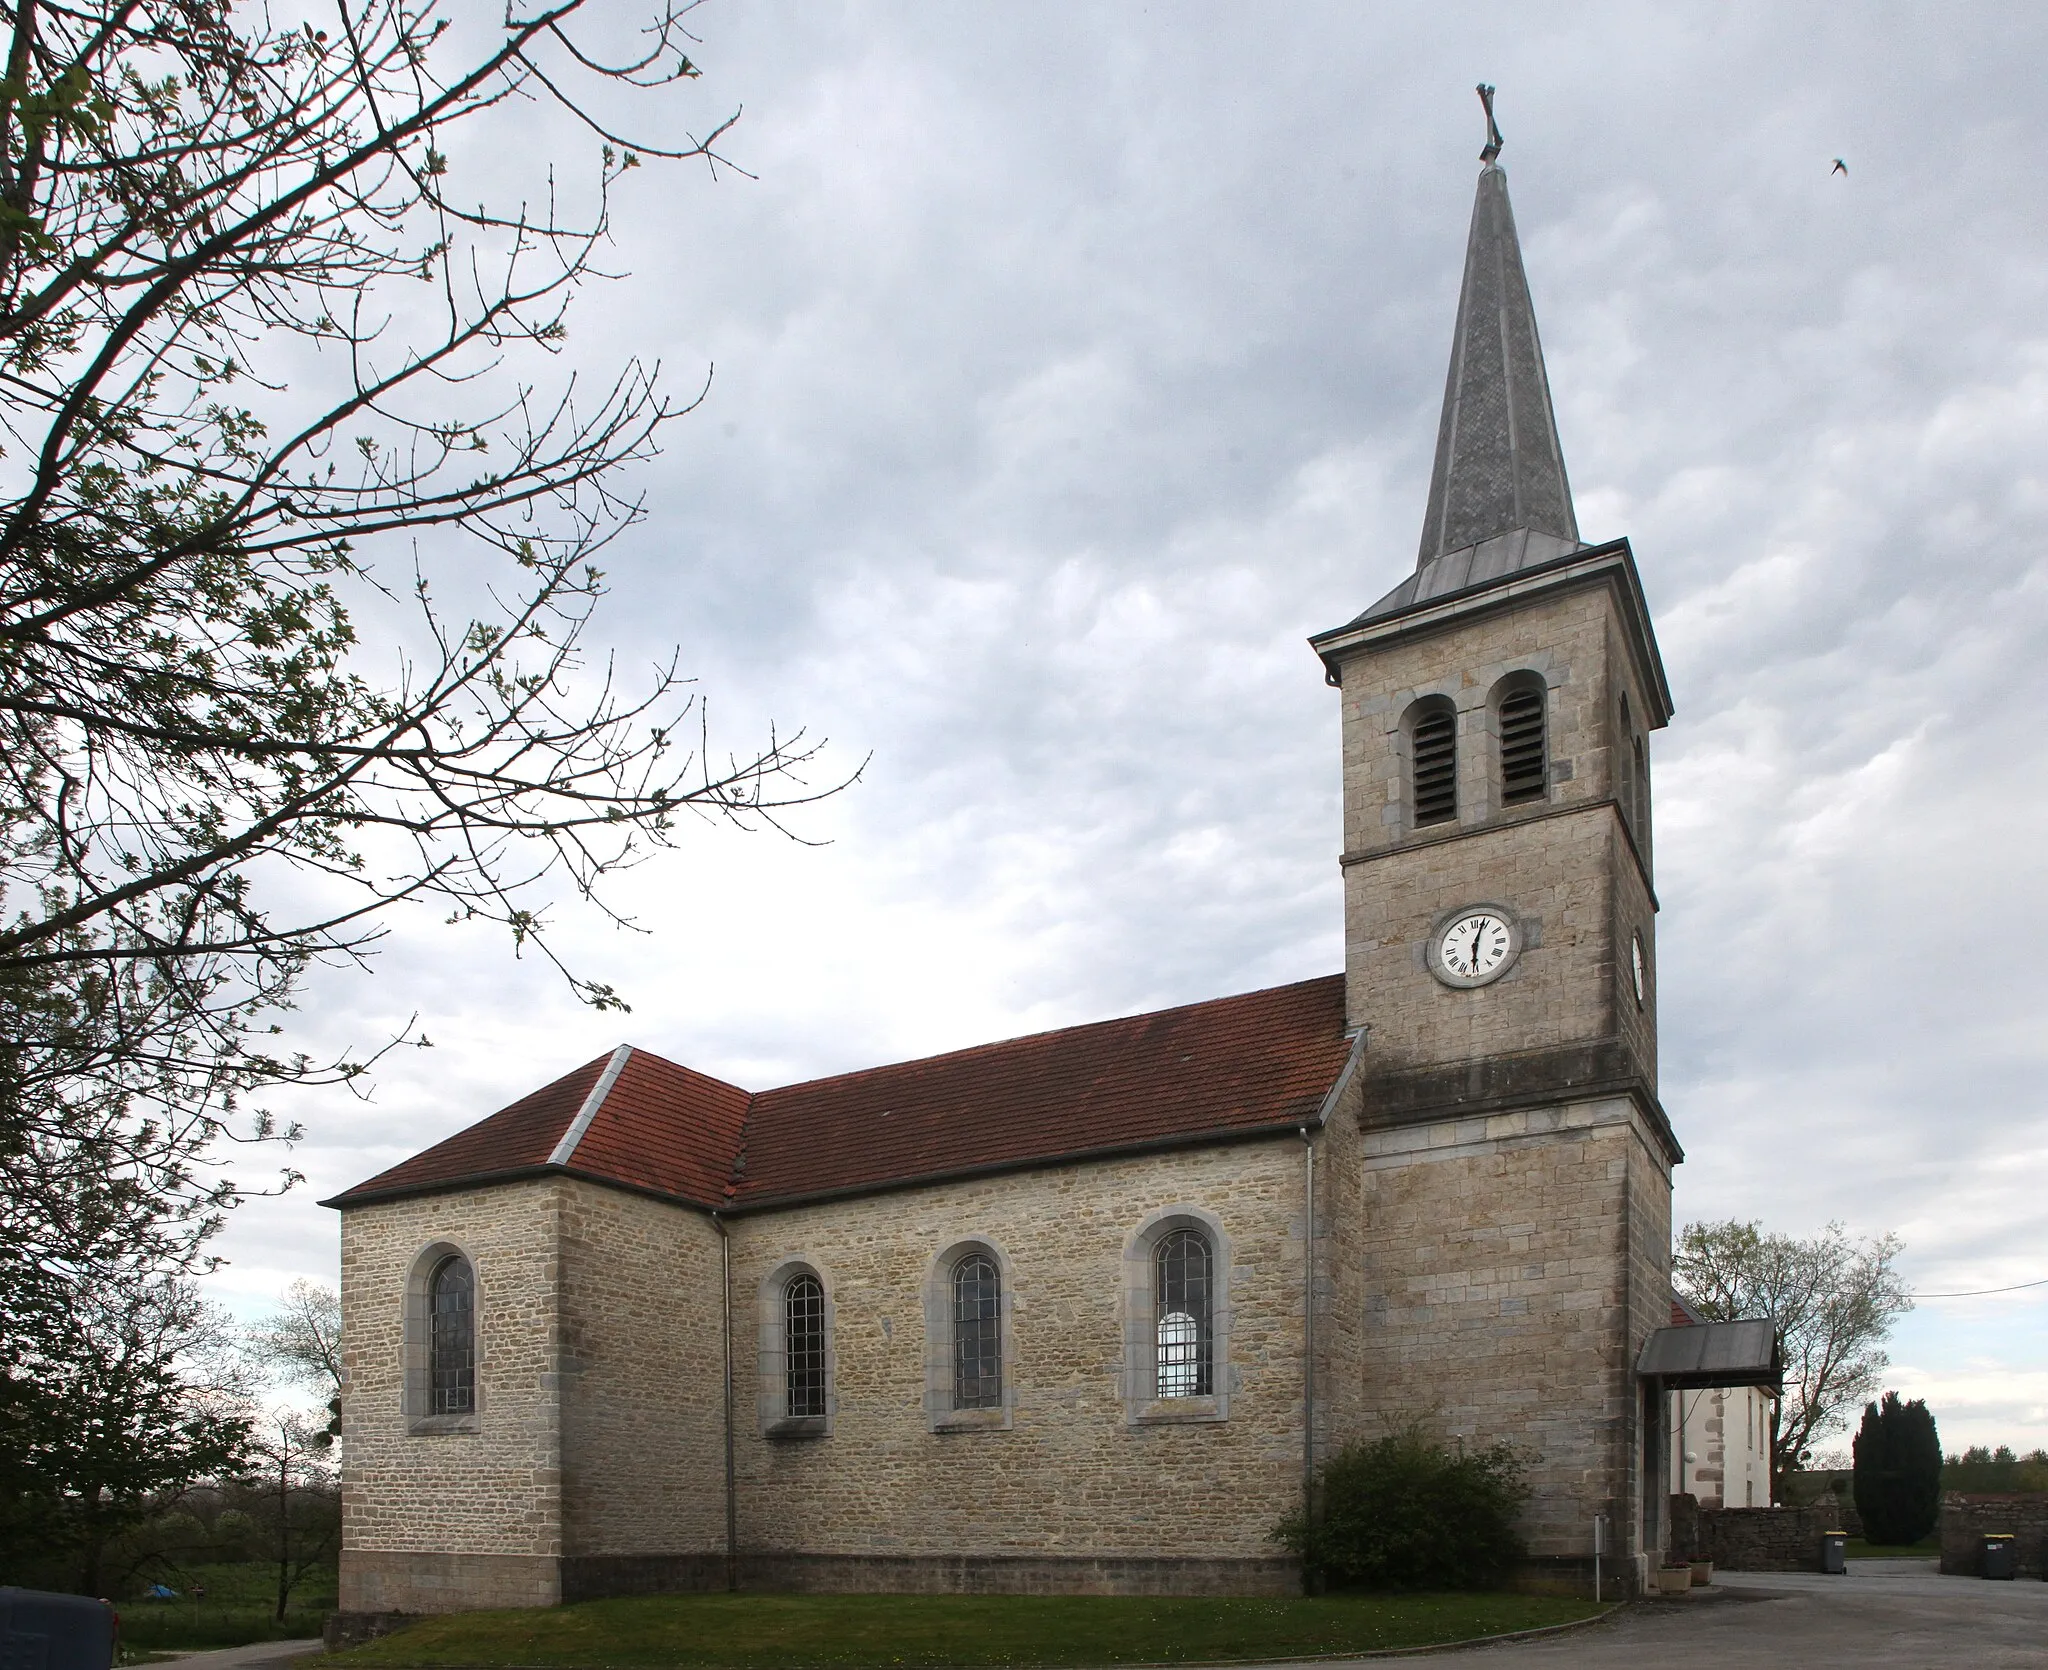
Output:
top-left (721, 1134), bottom-right (1315, 1593)
top-left (338, 1178), bottom-right (570, 1613)
top-left (1603, 611), bottom-right (1660, 1085)
top-left (1337, 584), bottom-right (1662, 1091)
top-left (1623, 1101), bottom-right (1675, 1564)
top-left (1313, 1058), bottom-right (1370, 1488)
top-left (1353, 1095), bottom-right (1672, 1586)
top-left (556, 1180), bottom-right (729, 1595)
top-left (1339, 587), bottom-right (1616, 863)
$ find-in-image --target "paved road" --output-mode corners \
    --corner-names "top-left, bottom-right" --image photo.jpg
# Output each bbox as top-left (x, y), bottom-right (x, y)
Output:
top-left (1347, 1560), bottom-right (2048, 1668)
top-left (150, 1640), bottom-right (322, 1670)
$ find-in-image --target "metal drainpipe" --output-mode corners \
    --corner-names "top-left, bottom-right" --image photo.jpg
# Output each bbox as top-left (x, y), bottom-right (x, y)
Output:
top-left (1299, 1127), bottom-right (1317, 1519)
top-left (712, 1212), bottom-right (737, 1592)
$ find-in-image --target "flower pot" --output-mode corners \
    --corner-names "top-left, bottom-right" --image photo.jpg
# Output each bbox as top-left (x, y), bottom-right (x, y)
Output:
top-left (1689, 1559), bottom-right (1713, 1587)
top-left (1654, 1565), bottom-right (1692, 1595)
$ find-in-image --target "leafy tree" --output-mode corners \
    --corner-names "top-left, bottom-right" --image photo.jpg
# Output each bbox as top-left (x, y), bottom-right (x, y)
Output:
top-left (242, 1408), bottom-right (340, 1621)
top-left (0, 0), bottom-right (845, 1259)
top-left (0, 1015), bottom-right (254, 1588)
top-left (0, 1267), bottom-right (251, 1591)
top-left (0, 0), bottom-right (850, 1554)
top-left (1852, 1392), bottom-right (1942, 1547)
top-left (243, 1280), bottom-right (343, 1615)
top-left (246, 1277), bottom-right (341, 1446)
top-left (247, 1280), bottom-right (340, 1402)
top-left (1676, 1220), bottom-right (1911, 1492)
top-left (1942, 1445), bottom-right (2048, 1493)
top-left (1274, 1422), bottom-right (1531, 1591)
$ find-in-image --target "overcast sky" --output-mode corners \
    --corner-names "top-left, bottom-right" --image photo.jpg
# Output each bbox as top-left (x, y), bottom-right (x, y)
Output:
top-left (206, 1), bottom-right (2048, 1457)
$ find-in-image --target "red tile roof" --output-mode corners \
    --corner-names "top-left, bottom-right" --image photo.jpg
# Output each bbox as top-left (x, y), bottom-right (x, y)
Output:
top-left (325, 975), bottom-right (1353, 1214)
top-left (568, 1049), bottom-right (751, 1204)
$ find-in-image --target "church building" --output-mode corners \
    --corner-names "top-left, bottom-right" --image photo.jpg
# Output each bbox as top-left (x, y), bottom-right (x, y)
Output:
top-left (329, 116), bottom-right (1725, 1615)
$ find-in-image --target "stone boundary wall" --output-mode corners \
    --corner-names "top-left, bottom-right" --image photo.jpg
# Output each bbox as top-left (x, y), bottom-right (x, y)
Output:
top-left (1667, 1496), bottom-right (1842, 1572)
top-left (1939, 1492), bottom-right (2048, 1577)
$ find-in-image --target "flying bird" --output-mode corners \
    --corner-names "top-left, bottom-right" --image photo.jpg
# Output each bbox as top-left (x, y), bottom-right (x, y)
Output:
top-left (1832, 158), bottom-right (1848, 175)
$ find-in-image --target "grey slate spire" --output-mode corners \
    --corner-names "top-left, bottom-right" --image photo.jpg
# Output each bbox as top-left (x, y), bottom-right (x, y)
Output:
top-left (1416, 158), bottom-right (1579, 569)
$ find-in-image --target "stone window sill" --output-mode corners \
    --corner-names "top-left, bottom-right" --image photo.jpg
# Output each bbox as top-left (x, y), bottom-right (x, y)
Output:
top-left (1132, 1395), bottom-right (1225, 1425)
top-left (932, 1406), bottom-right (1010, 1434)
top-left (407, 1413), bottom-right (481, 1436)
top-left (765, 1415), bottom-right (829, 1440)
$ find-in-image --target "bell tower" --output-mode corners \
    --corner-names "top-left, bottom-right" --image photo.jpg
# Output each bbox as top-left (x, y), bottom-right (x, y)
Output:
top-left (1308, 91), bottom-right (1683, 1589)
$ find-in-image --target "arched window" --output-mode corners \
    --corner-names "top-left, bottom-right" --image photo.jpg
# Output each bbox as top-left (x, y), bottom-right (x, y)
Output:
top-left (1409, 700), bottom-right (1457, 827)
top-left (1155, 1229), bottom-right (1213, 1398)
top-left (428, 1254), bottom-right (476, 1416)
top-left (785, 1272), bottom-right (827, 1419)
top-left (1632, 733), bottom-right (1650, 839)
top-left (1498, 685), bottom-right (1547, 805)
top-left (951, 1254), bottom-right (1002, 1410)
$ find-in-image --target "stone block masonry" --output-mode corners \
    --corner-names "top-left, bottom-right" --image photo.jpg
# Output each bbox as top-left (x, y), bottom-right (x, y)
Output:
top-left (1355, 1093), bottom-right (1671, 1579)
top-left (1668, 1498), bottom-right (1845, 1572)
top-left (337, 1128), bottom-right (1336, 1608)
top-left (722, 1134), bottom-right (1319, 1591)
top-left (339, 1178), bottom-right (574, 1613)
top-left (1940, 1493), bottom-right (2048, 1577)
top-left (1334, 582), bottom-right (1663, 1095)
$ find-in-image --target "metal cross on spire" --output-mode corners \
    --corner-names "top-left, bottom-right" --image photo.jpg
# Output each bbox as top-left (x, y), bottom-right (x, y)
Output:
top-left (1477, 83), bottom-right (1504, 164)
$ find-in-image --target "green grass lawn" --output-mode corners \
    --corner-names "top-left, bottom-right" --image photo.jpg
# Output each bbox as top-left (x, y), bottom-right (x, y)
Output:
top-left (1843, 1537), bottom-right (1938, 1560)
top-left (329, 1591), bottom-right (1607, 1670)
top-left (116, 1560), bottom-right (335, 1650)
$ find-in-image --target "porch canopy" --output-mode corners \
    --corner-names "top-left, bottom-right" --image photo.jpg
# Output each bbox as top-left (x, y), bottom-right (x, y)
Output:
top-left (1636, 1318), bottom-right (1782, 1390)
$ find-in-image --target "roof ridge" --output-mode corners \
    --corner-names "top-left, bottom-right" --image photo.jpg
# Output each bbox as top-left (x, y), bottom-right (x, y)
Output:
top-left (545, 1043), bottom-right (633, 1167)
top-left (589, 1043), bottom-right (751, 1098)
top-left (756, 973), bottom-right (1343, 1100)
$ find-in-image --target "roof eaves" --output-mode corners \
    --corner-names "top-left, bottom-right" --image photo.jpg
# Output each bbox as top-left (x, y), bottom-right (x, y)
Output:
top-left (1308, 538), bottom-right (1672, 725)
top-left (320, 1162), bottom-right (567, 1211)
top-left (320, 1159), bottom-right (730, 1215)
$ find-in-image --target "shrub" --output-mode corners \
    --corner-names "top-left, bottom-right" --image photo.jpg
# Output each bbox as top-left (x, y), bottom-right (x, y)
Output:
top-left (1275, 1423), bottom-right (1531, 1590)
top-left (210, 1510), bottom-right (259, 1562)
top-left (1852, 1392), bottom-right (1942, 1546)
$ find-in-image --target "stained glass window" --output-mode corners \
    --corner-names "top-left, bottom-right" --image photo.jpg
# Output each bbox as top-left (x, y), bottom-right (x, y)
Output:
top-left (1156, 1229), bottom-right (1212, 1398)
top-left (429, 1254), bottom-right (476, 1415)
top-left (785, 1273), bottom-right (827, 1418)
top-left (952, 1254), bottom-right (1002, 1410)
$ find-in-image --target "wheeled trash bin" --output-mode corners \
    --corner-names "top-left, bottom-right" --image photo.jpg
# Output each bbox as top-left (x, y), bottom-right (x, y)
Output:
top-left (1983, 1533), bottom-right (2016, 1579)
top-left (1820, 1531), bottom-right (1847, 1574)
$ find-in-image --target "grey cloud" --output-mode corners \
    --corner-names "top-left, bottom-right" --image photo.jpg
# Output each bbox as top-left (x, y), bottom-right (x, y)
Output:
top-left (198, 2), bottom-right (2048, 1446)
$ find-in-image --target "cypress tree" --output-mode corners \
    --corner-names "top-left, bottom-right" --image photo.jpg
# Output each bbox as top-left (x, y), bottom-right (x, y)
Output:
top-left (1851, 1391), bottom-right (1943, 1546)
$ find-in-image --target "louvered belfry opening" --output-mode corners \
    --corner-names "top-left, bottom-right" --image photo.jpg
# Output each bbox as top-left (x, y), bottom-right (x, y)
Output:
top-left (1499, 687), bottom-right (1547, 804)
top-left (1410, 705), bottom-right (1458, 826)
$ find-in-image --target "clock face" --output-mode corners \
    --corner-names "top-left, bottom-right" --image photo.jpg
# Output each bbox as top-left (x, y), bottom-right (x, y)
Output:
top-left (1631, 935), bottom-right (1646, 1004)
top-left (1432, 910), bottom-right (1517, 989)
